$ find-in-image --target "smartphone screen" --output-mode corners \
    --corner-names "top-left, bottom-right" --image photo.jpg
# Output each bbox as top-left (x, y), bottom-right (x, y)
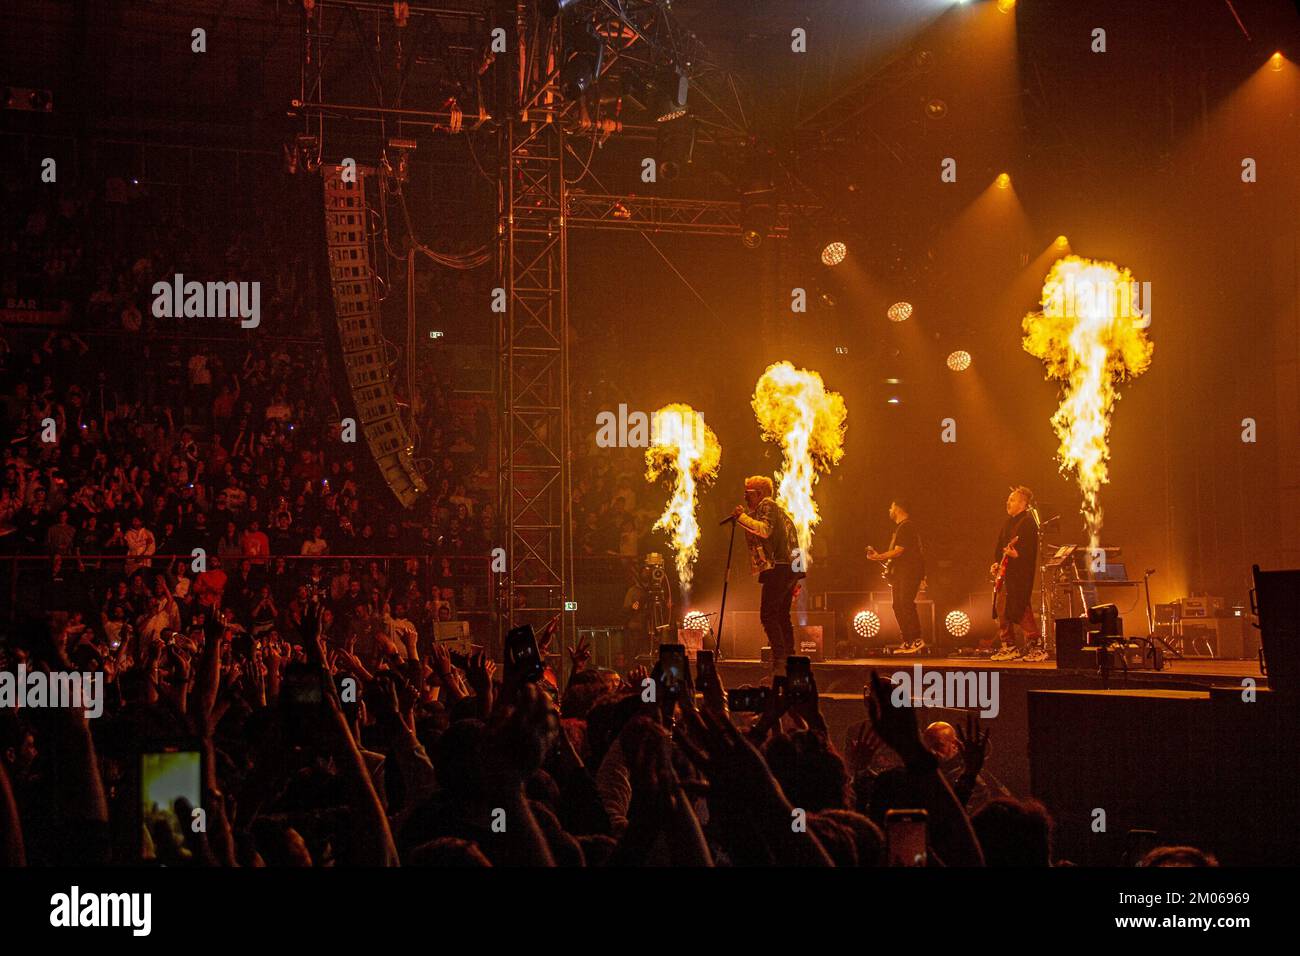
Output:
top-left (658, 643), bottom-right (687, 698)
top-left (786, 655), bottom-right (812, 705)
top-left (141, 749), bottom-right (202, 856)
top-left (505, 624), bottom-right (544, 683)
top-left (886, 809), bottom-right (928, 866)
top-left (727, 685), bottom-right (770, 713)
top-left (695, 649), bottom-right (716, 689)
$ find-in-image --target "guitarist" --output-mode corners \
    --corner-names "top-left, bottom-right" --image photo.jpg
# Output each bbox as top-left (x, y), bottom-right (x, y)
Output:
top-left (867, 498), bottom-right (926, 654)
top-left (990, 486), bottom-right (1044, 662)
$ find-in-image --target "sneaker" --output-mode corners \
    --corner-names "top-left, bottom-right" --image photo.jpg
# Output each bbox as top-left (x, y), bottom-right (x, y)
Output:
top-left (1021, 642), bottom-right (1048, 663)
top-left (989, 642), bottom-right (1022, 662)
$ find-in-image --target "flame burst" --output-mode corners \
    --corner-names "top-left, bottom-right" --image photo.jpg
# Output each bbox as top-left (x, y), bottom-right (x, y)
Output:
top-left (1022, 255), bottom-right (1154, 550)
top-left (750, 362), bottom-right (847, 564)
top-left (645, 404), bottom-right (722, 594)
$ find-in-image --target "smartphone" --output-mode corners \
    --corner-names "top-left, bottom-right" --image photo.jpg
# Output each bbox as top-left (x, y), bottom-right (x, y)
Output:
top-left (140, 747), bottom-right (202, 858)
top-left (786, 655), bottom-right (813, 705)
top-left (885, 809), bottom-right (928, 867)
top-left (727, 685), bottom-right (770, 713)
top-left (695, 649), bottom-right (717, 693)
top-left (658, 643), bottom-right (687, 699)
top-left (504, 624), bottom-right (544, 683)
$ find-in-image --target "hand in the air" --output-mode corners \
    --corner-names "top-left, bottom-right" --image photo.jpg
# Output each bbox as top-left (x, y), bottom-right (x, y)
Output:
top-left (955, 710), bottom-right (990, 779)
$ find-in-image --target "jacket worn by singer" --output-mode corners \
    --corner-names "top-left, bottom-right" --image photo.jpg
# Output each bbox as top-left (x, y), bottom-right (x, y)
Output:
top-left (736, 497), bottom-right (804, 580)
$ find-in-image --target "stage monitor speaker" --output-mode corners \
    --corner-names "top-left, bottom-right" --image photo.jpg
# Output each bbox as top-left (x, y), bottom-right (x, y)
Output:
top-left (758, 635), bottom-right (826, 663)
top-left (725, 612), bottom-right (833, 660)
top-left (795, 625), bottom-right (824, 660)
top-left (1055, 618), bottom-right (1091, 669)
top-left (1251, 565), bottom-right (1300, 698)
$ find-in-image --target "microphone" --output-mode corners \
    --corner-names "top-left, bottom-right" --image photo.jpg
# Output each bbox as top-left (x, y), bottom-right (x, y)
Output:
top-left (1145, 568), bottom-right (1156, 576)
top-left (719, 513), bottom-right (739, 526)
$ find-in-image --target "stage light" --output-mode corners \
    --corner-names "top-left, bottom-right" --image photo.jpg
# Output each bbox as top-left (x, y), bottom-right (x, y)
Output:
top-left (740, 186), bottom-right (774, 250)
top-left (886, 397), bottom-right (901, 405)
top-left (924, 98), bottom-right (948, 120)
top-left (1055, 235), bottom-right (1069, 250)
top-left (853, 610), bottom-right (881, 639)
top-left (682, 611), bottom-right (710, 632)
top-left (821, 241), bottom-right (847, 266)
top-left (996, 172), bottom-right (1011, 190)
top-left (657, 118), bottom-right (696, 181)
top-left (947, 350), bottom-right (972, 371)
top-left (540, 0), bottom-right (581, 16)
top-left (887, 301), bottom-right (913, 322)
top-left (652, 68), bottom-right (689, 122)
top-left (559, 20), bottom-right (603, 99)
top-left (997, 0), bottom-right (1016, 13)
top-left (945, 610), bottom-right (972, 638)
top-left (1271, 52), bottom-right (1285, 72)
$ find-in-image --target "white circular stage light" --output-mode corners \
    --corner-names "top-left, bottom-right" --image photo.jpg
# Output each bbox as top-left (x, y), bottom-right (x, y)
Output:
top-left (821, 241), bottom-right (847, 266)
top-left (853, 610), bottom-right (881, 639)
top-left (945, 610), bottom-right (972, 638)
top-left (682, 611), bottom-right (710, 631)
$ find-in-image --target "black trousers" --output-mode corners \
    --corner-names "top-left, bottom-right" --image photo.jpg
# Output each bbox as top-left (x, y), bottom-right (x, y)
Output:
top-left (759, 566), bottom-right (799, 670)
top-left (891, 572), bottom-right (923, 644)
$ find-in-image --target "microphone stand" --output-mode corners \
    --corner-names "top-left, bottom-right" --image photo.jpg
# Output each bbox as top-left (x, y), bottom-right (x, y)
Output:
top-left (1145, 568), bottom-right (1181, 660)
top-left (714, 515), bottom-right (739, 658)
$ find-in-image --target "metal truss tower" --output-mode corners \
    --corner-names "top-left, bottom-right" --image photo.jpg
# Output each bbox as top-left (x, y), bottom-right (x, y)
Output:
top-left (497, 7), bottom-right (573, 650)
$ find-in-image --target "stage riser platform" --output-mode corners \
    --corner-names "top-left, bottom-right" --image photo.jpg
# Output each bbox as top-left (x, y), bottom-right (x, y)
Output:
top-left (1029, 690), bottom-right (1300, 866)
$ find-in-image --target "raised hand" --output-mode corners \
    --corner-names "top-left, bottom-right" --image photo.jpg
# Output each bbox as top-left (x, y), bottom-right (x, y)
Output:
top-left (566, 635), bottom-right (592, 672)
top-left (846, 722), bottom-right (886, 775)
top-left (865, 669), bottom-right (927, 766)
top-left (954, 710), bottom-right (990, 779)
top-left (467, 647), bottom-right (496, 712)
top-left (789, 672), bottom-right (825, 732)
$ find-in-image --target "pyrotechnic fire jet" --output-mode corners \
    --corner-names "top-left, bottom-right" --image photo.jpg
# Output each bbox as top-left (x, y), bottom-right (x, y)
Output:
top-left (645, 404), bottom-right (722, 595)
top-left (750, 361), bottom-right (847, 566)
top-left (1023, 255), bottom-right (1154, 552)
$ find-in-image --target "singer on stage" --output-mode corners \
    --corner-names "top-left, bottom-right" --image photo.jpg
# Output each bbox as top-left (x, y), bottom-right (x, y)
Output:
top-left (731, 475), bottom-right (803, 676)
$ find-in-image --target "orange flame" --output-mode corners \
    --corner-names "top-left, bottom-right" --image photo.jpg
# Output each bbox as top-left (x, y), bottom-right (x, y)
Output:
top-left (645, 404), bottom-right (722, 594)
top-left (750, 362), bottom-right (847, 564)
top-left (1023, 255), bottom-right (1153, 550)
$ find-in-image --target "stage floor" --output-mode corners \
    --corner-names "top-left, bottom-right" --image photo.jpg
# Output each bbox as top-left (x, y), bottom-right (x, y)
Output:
top-left (715, 655), bottom-right (1261, 687)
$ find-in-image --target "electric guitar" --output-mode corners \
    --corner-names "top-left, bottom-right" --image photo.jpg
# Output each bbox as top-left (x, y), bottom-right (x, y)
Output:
top-left (991, 535), bottom-right (1019, 619)
top-left (866, 546), bottom-right (894, 582)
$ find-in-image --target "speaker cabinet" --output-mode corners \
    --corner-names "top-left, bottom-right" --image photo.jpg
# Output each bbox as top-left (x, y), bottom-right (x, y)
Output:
top-left (1055, 617), bottom-right (1091, 669)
